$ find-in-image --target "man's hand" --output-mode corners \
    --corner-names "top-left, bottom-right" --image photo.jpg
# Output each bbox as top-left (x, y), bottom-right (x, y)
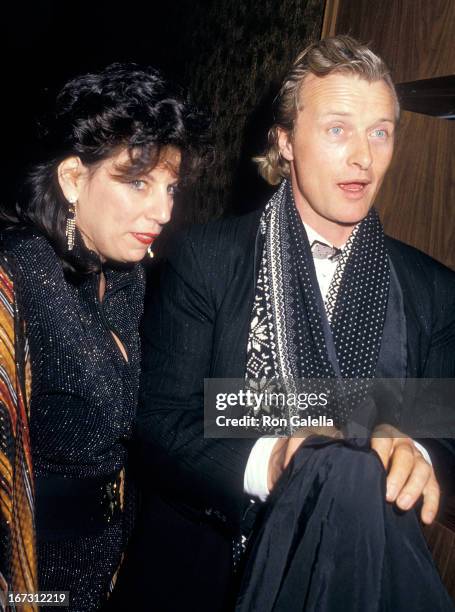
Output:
top-left (267, 426), bottom-right (342, 491)
top-left (371, 424), bottom-right (439, 524)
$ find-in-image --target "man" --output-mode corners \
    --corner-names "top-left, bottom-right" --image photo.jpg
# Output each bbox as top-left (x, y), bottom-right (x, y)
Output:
top-left (126, 36), bottom-right (455, 610)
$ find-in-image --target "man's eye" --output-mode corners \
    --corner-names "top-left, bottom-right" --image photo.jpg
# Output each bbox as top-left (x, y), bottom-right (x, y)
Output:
top-left (130, 180), bottom-right (146, 190)
top-left (168, 184), bottom-right (179, 196)
top-left (372, 129), bottom-right (387, 138)
top-left (329, 126), bottom-right (343, 136)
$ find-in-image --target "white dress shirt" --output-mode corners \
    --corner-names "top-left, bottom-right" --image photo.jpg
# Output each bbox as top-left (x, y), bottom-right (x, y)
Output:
top-left (244, 223), bottom-right (431, 501)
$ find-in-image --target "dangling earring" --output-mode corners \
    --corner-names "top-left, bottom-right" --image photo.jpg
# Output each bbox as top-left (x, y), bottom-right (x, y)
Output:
top-left (66, 197), bottom-right (77, 251)
top-left (147, 244), bottom-right (154, 259)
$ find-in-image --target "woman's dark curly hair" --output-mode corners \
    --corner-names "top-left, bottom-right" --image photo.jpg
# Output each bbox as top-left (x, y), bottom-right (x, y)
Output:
top-left (9, 62), bottom-right (211, 272)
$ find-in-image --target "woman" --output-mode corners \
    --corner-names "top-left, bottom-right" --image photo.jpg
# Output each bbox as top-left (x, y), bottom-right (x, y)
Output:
top-left (0, 62), bottom-right (209, 610)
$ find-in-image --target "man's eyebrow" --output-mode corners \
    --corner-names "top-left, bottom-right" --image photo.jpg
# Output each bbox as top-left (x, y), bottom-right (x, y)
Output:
top-left (321, 111), bottom-right (395, 123)
top-left (321, 111), bottom-right (352, 117)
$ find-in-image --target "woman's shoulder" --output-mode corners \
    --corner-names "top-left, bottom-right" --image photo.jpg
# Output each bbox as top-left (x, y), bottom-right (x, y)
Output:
top-left (0, 226), bottom-right (55, 259)
top-left (0, 226), bottom-right (62, 284)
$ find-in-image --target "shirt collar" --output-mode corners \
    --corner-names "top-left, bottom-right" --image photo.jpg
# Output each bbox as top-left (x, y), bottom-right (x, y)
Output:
top-left (302, 222), bottom-right (347, 251)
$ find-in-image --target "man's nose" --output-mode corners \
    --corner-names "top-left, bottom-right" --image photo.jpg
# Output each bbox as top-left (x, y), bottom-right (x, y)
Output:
top-left (347, 135), bottom-right (373, 170)
top-left (146, 188), bottom-right (173, 225)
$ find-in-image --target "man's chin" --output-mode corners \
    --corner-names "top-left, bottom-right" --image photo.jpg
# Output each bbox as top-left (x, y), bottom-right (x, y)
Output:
top-left (336, 216), bottom-right (369, 226)
top-left (331, 203), bottom-right (375, 226)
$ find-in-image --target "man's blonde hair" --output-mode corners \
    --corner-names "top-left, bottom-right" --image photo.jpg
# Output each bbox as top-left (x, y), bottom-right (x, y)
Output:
top-left (254, 35), bottom-right (400, 185)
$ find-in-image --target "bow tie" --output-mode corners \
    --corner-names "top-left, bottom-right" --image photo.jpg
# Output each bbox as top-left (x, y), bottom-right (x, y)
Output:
top-left (310, 240), bottom-right (342, 261)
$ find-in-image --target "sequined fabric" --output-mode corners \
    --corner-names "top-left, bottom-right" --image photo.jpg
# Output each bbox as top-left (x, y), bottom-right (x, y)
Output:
top-left (0, 227), bottom-right (145, 611)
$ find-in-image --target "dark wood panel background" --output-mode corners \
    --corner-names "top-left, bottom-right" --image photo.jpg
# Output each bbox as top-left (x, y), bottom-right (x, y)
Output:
top-left (174, 0), bottom-right (325, 224)
top-left (323, 0), bottom-right (455, 269)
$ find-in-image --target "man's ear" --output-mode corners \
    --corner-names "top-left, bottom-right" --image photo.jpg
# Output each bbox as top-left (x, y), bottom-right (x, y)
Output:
top-left (57, 156), bottom-right (85, 202)
top-left (277, 127), bottom-right (294, 162)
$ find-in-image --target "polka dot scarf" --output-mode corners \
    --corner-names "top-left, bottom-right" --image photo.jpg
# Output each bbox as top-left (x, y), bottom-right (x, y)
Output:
top-left (245, 180), bottom-right (390, 427)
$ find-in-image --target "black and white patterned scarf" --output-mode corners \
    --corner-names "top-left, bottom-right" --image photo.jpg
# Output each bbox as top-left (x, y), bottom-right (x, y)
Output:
top-left (245, 180), bottom-right (390, 429)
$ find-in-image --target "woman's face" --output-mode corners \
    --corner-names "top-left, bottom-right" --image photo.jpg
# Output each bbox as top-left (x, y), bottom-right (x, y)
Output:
top-left (60, 147), bottom-right (181, 263)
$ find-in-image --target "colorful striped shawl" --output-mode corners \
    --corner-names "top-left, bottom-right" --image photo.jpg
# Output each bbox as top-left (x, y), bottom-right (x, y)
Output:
top-left (0, 256), bottom-right (37, 611)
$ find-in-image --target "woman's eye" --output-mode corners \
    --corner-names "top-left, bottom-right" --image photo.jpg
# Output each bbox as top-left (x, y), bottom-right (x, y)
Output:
top-left (130, 179), bottom-right (146, 191)
top-left (328, 126), bottom-right (343, 136)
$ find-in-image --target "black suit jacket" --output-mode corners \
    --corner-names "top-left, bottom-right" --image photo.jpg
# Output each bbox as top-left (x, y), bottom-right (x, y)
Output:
top-left (125, 210), bottom-right (455, 611)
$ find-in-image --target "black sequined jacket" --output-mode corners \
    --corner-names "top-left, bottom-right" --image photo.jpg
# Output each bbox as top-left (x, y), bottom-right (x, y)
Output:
top-left (0, 226), bottom-right (145, 609)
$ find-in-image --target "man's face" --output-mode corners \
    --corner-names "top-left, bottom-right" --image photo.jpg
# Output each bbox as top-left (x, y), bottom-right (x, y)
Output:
top-left (278, 73), bottom-right (396, 241)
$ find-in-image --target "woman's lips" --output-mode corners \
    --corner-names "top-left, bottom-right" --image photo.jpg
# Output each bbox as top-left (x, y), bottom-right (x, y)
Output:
top-left (131, 232), bottom-right (158, 245)
top-left (337, 181), bottom-right (370, 199)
